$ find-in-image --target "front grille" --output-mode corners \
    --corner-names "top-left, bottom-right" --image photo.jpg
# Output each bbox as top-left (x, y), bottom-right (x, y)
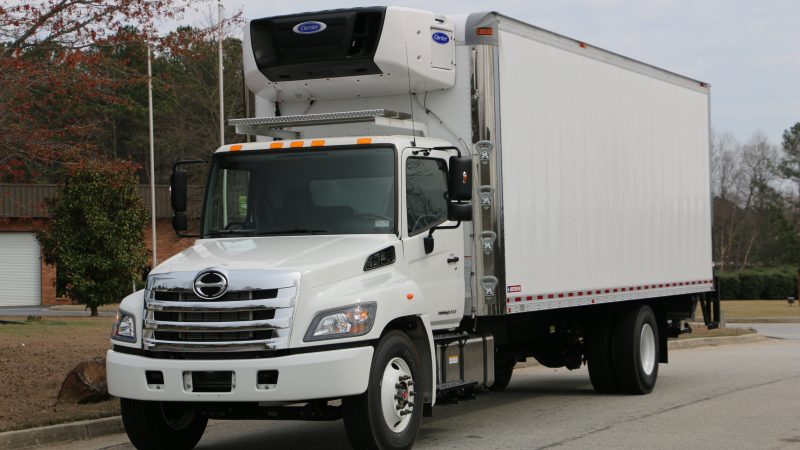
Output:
top-left (152, 289), bottom-right (278, 302)
top-left (154, 329), bottom-right (273, 342)
top-left (152, 309), bottom-right (275, 342)
top-left (143, 283), bottom-right (295, 353)
top-left (153, 310), bottom-right (276, 322)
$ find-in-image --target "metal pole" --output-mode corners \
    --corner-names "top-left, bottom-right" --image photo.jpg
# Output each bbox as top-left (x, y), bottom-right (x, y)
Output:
top-left (218, 0), bottom-right (225, 147)
top-left (147, 41), bottom-right (158, 266)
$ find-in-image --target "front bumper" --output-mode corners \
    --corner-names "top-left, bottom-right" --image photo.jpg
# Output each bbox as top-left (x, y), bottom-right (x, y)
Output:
top-left (107, 346), bottom-right (373, 402)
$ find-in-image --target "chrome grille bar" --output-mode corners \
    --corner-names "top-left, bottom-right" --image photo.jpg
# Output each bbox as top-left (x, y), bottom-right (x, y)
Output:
top-left (147, 298), bottom-right (293, 312)
top-left (142, 337), bottom-right (288, 352)
top-left (145, 317), bottom-right (291, 332)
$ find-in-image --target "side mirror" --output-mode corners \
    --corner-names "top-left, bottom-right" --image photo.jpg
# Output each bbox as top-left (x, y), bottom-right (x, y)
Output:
top-left (170, 170), bottom-right (188, 213)
top-left (172, 211), bottom-right (188, 232)
top-left (448, 156), bottom-right (472, 201)
top-left (170, 160), bottom-right (205, 236)
top-left (447, 202), bottom-right (473, 221)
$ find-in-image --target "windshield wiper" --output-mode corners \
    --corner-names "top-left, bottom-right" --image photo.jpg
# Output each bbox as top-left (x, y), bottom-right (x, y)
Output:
top-left (257, 229), bottom-right (328, 235)
top-left (205, 229), bottom-right (257, 237)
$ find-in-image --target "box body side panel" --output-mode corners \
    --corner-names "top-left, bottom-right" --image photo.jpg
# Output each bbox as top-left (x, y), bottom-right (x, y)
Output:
top-left (497, 28), bottom-right (713, 307)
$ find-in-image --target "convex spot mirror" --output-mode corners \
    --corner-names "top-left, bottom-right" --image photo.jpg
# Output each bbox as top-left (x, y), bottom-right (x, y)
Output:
top-left (448, 156), bottom-right (472, 201)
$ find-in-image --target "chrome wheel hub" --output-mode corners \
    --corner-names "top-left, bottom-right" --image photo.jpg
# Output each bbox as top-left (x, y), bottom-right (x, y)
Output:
top-left (380, 357), bottom-right (415, 432)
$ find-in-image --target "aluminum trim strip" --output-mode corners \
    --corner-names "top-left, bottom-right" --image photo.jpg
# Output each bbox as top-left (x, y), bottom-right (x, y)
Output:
top-left (505, 285), bottom-right (713, 314)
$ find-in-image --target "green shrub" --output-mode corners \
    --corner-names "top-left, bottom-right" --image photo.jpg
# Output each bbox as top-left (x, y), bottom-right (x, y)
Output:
top-left (715, 267), bottom-right (797, 300)
top-left (716, 273), bottom-right (740, 300)
top-left (761, 269), bottom-right (796, 299)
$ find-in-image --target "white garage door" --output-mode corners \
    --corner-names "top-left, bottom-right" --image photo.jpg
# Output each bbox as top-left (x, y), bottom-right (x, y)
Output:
top-left (0, 232), bottom-right (41, 306)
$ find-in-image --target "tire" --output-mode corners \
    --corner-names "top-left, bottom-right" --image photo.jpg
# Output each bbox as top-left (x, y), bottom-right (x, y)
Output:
top-left (585, 316), bottom-right (618, 394)
top-left (120, 398), bottom-right (207, 450)
top-left (342, 330), bottom-right (423, 450)
top-left (612, 305), bottom-right (659, 394)
top-left (490, 358), bottom-right (516, 391)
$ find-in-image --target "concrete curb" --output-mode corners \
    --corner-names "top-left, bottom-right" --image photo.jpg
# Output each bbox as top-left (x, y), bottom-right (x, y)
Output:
top-left (0, 416), bottom-right (123, 449)
top-left (725, 317), bottom-right (800, 323)
top-left (667, 333), bottom-right (767, 349)
top-left (0, 333), bottom-right (770, 448)
top-left (48, 305), bottom-right (118, 312)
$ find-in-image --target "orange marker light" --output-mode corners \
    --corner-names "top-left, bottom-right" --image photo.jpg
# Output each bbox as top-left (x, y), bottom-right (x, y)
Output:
top-left (476, 27), bottom-right (493, 36)
top-left (290, 141), bottom-right (304, 148)
top-left (270, 142), bottom-right (284, 149)
top-left (357, 137), bottom-right (372, 144)
top-left (229, 144), bottom-right (242, 151)
top-left (578, 42), bottom-right (587, 49)
top-left (406, 293), bottom-right (414, 300)
top-left (311, 139), bottom-right (326, 147)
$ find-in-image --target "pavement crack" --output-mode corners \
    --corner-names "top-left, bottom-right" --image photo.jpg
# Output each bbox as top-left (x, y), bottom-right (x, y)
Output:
top-left (535, 373), bottom-right (800, 449)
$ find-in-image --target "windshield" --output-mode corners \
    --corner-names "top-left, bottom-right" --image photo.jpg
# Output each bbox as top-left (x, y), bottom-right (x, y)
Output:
top-left (202, 146), bottom-right (396, 237)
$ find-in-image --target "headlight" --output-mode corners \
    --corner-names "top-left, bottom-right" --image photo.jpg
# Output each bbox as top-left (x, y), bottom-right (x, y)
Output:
top-left (304, 303), bottom-right (377, 342)
top-left (111, 311), bottom-right (137, 343)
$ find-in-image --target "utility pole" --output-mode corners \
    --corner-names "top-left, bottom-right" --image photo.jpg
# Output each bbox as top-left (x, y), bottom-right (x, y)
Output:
top-left (218, 0), bottom-right (225, 147)
top-left (147, 38), bottom-right (157, 267)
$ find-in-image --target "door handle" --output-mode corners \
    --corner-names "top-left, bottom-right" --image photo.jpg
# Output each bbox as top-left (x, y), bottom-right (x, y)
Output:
top-left (447, 256), bottom-right (460, 264)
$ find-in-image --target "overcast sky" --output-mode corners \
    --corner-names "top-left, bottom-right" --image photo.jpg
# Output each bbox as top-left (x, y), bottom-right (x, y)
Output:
top-left (195, 0), bottom-right (799, 145)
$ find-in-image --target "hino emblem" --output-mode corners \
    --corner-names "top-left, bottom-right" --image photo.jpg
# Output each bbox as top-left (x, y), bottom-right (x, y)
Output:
top-left (193, 270), bottom-right (228, 300)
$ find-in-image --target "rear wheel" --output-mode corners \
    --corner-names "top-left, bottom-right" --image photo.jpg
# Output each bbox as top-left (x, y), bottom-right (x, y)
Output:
top-left (342, 331), bottom-right (423, 450)
top-left (613, 305), bottom-right (659, 394)
top-left (585, 316), bottom-right (618, 394)
top-left (490, 357), bottom-right (516, 391)
top-left (120, 398), bottom-right (207, 450)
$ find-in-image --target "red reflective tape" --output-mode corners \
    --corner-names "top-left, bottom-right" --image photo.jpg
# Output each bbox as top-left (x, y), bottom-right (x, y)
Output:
top-left (604, 289), bottom-right (610, 294)
top-left (515, 297), bottom-right (521, 302)
top-left (537, 295), bottom-right (544, 300)
top-left (568, 292), bottom-right (574, 297)
top-left (526, 296), bottom-right (532, 301)
top-left (613, 288), bottom-right (619, 293)
top-left (548, 294), bottom-right (554, 299)
top-left (558, 293), bottom-right (564, 298)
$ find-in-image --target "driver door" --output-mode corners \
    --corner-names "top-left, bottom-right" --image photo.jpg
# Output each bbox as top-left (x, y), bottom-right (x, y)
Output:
top-left (402, 149), bottom-right (465, 328)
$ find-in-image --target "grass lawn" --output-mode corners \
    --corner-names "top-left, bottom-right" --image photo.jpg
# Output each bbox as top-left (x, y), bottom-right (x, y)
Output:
top-left (0, 316), bottom-right (119, 432)
top-left (721, 300), bottom-right (800, 319)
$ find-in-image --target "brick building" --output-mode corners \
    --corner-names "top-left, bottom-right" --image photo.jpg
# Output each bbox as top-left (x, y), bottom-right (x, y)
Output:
top-left (0, 184), bottom-right (194, 307)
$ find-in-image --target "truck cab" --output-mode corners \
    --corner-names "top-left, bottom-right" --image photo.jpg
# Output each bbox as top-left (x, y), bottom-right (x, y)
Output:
top-left (108, 136), bottom-right (477, 450)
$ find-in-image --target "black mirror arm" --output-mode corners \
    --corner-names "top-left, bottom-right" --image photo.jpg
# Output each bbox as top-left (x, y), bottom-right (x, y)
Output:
top-left (428, 221), bottom-right (461, 238)
top-left (423, 221), bottom-right (461, 255)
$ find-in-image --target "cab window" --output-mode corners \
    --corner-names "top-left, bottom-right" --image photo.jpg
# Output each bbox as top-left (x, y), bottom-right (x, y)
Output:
top-left (406, 157), bottom-right (448, 235)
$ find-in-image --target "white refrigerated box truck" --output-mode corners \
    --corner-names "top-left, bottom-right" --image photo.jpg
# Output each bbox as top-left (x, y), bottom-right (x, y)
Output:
top-left (107, 6), bottom-right (719, 450)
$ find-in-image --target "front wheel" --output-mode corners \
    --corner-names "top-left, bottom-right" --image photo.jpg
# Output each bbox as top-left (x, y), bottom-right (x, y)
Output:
top-left (120, 398), bottom-right (207, 450)
top-left (613, 305), bottom-right (660, 394)
top-left (342, 330), bottom-right (423, 450)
